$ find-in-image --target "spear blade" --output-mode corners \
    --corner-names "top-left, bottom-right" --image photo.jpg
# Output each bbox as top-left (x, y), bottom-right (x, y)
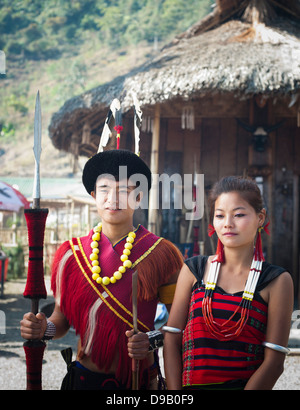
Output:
top-left (32, 90), bottom-right (42, 209)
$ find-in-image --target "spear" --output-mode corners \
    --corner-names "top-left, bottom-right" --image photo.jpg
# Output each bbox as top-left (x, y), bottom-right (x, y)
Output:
top-left (131, 270), bottom-right (139, 390)
top-left (23, 90), bottom-right (49, 390)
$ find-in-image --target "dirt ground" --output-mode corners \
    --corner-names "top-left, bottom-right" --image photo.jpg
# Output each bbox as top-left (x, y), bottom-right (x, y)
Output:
top-left (1, 278), bottom-right (300, 390)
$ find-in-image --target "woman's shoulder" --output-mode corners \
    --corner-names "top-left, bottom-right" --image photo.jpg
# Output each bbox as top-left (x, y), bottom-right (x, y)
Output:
top-left (257, 262), bottom-right (291, 291)
top-left (184, 255), bottom-right (209, 282)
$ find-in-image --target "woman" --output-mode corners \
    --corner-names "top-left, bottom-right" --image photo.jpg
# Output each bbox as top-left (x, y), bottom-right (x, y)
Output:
top-left (164, 176), bottom-right (293, 390)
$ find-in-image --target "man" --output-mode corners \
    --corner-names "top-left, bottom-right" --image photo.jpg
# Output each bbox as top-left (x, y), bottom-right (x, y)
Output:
top-left (21, 149), bottom-right (183, 390)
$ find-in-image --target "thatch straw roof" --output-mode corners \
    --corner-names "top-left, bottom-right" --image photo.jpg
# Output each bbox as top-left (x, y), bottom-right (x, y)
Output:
top-left (49, 0), bottom-right (300, 154)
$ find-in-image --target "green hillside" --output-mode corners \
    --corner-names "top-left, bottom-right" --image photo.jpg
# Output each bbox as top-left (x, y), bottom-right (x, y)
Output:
top-left (0, 0), bottom-right (214, 177)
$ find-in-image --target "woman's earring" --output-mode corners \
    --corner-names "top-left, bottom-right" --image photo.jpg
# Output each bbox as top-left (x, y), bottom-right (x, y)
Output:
top-left (254, 222), bottom-right (270, 262)
top-left (207, 224), bottom-right (224, 263)
top-left (208, 224), bottom-right (215, 237)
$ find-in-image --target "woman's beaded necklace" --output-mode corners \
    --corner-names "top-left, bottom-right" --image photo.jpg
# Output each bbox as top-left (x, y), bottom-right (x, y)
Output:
top-left (202, 256), bottom-right (262, 341)
top-left (89, 223), bottom-right (136, 286)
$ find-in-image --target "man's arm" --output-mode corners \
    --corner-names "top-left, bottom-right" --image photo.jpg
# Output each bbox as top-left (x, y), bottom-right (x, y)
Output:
top-left (21, 302), bottom-right (70, 341)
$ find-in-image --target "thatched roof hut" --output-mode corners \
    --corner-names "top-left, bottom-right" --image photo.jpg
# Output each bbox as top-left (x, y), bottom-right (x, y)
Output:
top-left (49, 0), bottom-right (300, 156)
top-left (49, 0), bottom-right (300, 303)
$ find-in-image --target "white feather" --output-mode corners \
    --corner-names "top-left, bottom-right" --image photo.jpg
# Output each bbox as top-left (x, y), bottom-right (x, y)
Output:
top-left (97, 99), bottom-right (121, 153)
top-left (132, 93), bottom-right (142, 155)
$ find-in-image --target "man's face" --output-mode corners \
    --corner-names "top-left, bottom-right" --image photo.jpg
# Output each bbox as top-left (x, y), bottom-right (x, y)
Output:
top-left (91, 175), bottom-right (141, 224)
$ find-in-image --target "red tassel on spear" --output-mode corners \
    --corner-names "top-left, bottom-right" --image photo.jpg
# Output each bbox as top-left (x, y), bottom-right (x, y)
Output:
top-left (23, 91), bottom-right (48, 390)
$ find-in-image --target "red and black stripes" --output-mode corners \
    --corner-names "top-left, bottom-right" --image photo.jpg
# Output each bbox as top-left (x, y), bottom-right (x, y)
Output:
top-left (23, 208), bottom-right (48, 300)
top-left (182, 285), bottom-right (267, 388)
top-left (23, 340), bottom-right (46, 390)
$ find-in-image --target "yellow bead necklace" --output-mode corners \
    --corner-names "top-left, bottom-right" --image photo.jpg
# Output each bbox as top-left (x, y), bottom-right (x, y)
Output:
top-left (89, 222), bottom-right (136, 286)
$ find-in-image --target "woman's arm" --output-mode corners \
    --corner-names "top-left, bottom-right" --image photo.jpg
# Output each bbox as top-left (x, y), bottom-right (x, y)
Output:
top-left (244, 271), bottom-right (294, 390)
top-left (163, 264), bottom-right (195, 390)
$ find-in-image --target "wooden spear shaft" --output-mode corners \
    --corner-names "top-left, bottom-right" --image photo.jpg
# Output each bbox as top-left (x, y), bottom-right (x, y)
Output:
top-left (132, 270), bottom-right (139, 390)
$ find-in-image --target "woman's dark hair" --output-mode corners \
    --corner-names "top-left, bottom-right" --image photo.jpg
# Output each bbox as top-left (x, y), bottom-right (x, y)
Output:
top-left (208, 176), bottom-right (264, 222)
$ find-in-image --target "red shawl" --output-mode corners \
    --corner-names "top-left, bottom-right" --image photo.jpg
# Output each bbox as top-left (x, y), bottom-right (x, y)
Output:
top-left (51, 224), bottom-right (182, 387)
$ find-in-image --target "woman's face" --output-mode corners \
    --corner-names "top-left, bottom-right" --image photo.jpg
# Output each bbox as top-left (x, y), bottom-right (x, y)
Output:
top-left (213, 192), bottom-right (265, 250)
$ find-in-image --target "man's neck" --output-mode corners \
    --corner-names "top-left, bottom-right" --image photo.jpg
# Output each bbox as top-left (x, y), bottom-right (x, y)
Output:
top-left (101, 221), bottom-right (135, 245)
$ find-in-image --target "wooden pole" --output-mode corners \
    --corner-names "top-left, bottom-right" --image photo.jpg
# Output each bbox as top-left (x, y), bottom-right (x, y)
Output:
top-left (148, 104), bottom-right (160, 235)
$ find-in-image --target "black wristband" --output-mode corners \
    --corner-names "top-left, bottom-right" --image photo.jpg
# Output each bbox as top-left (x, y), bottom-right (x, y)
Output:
top-left (146, 330), bottom-right (164, 351)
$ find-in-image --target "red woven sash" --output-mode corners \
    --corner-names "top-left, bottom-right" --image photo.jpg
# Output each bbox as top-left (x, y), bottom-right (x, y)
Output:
top-left (69, 237), bottom-right (150, 332)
